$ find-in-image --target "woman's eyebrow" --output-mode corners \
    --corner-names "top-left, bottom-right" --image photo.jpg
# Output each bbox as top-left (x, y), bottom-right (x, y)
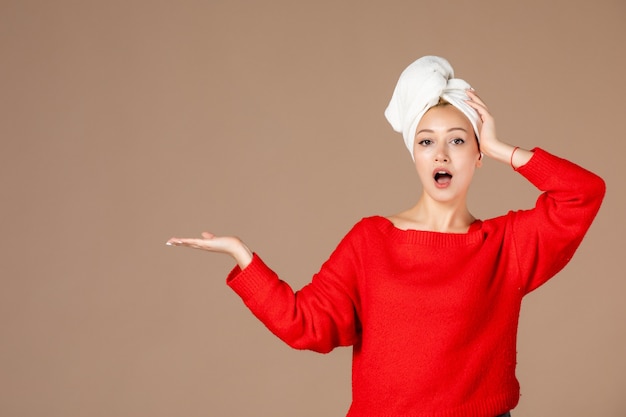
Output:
top-left (416, 127), bottom-right (468, 135)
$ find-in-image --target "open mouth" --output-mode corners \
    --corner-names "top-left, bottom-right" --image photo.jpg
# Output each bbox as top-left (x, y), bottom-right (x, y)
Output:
top-left (433, 170), bottom-right (452, 186)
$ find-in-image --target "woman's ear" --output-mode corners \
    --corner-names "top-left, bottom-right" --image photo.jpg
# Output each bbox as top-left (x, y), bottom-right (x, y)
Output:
top-left (476, 153), bottom-right (483, 168)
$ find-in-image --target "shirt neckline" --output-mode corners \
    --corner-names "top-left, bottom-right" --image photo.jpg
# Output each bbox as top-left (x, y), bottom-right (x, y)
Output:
top-left (369, 215), bottom-right (485, 246)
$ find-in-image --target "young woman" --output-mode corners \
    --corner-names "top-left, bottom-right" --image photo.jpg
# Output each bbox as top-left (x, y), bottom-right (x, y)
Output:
top-left (167, 56), bottom-right (605, 417)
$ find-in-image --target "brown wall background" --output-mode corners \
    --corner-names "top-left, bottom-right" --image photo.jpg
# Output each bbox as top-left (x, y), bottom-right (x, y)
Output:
top-left (2, 1), bottom-right (625, 416)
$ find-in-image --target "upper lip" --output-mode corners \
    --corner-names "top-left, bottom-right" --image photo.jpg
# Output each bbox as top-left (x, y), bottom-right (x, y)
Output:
top-left (432, 168), bottom-right (452, 178)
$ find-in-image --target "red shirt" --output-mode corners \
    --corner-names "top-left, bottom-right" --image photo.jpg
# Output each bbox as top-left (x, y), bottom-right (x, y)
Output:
top-left (226, 148), bottom-right (605, 417)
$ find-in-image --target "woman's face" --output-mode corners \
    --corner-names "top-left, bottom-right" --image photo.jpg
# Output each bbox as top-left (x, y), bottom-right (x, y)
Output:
top-left (413, 105), bottom-right (482, 204)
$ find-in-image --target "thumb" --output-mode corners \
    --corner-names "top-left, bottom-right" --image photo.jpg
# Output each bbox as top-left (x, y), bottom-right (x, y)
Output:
top-left (201, 232), bottom-right (215, 239)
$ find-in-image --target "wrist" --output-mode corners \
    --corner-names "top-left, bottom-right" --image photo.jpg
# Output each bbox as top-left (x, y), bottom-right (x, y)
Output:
top-left (233, 244), bottom-right (253, 269)
top-left (482, 141), bottom-right (533, 169)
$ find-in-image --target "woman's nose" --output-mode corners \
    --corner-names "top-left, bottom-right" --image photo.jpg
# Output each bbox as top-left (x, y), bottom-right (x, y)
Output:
top-left (434, 148), bottom-right (449, 163)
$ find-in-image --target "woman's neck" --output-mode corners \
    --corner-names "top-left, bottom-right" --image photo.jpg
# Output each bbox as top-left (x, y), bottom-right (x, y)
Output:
top-left (389, 196), bottom-right (475, 233)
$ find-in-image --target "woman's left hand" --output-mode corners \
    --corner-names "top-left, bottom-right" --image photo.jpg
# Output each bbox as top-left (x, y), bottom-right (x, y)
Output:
top-left (465, 89), bottom-right (532, 168)
top-left (465, 89), bottom-right (500, 157)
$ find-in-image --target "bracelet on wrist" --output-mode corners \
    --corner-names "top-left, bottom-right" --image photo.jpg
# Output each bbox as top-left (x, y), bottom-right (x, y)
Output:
top-left (510, 146), bottom-right (520, 170)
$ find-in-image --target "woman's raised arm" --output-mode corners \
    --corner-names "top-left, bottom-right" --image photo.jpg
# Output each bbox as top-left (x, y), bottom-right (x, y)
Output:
top-left (465, 89), bottom-right (533, 169)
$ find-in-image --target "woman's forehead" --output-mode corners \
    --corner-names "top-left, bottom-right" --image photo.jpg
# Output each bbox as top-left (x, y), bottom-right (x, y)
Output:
top-left (418, 105), bottom-right (473, 131)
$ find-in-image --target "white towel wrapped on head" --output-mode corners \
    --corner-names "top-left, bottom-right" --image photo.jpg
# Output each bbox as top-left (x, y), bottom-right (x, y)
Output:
top-left (384, 56), bottom-right (480, 160)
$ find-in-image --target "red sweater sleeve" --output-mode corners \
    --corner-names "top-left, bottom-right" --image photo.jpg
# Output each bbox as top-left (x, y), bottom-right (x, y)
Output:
top-left (226, 224), bottom-right (362, 353)
top-left (511, 148), bottom-right (605, 293)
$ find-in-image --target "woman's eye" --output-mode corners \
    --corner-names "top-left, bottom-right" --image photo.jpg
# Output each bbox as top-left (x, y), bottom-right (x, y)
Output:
top-left (451, 138), bottom-right (465, 145)
top-left (418, 139), bottom-right (433, 146)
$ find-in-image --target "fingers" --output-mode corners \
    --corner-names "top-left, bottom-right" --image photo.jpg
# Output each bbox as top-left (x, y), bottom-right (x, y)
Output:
top-left (167, 233), bottom-right (251, 267)
top-left (166, 233), bottom-right (243, 255)
top-left (465, 89), bottom-right (493, 122)
top-left (166, 237), bottom-right (204, 249)
top-left (466, 89), bottom-right (487, 107)
top-left (166, 233), bottom-right (214, 249)
top-left (465, 90), bottom-right (488, 112)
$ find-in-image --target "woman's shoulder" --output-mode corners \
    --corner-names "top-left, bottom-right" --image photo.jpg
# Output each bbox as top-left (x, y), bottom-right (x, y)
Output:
top-left (479, 210), bottom-right (520, 232)
top-left (338, 215), bottom-right (394, 241)
top-left (350, 215), bottom-right (390, 232)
